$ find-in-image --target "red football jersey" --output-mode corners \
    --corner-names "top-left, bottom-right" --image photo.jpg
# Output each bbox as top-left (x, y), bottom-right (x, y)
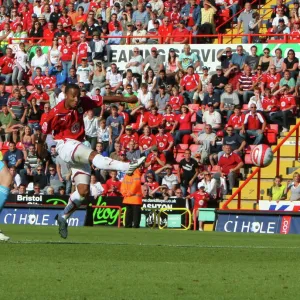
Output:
top-left (0, 56), bottom-right (14, 74)
top-left (226, 114), bottom-right (245, 129)
top-left (28, 92), bottom-right (50, 110)
top-left (77, 42), bottom-right (89, 64)
top-left (263, 73), bottom-right (281, 89)
top-left (182, 74), bottom-right (200, 91)
top-left (119, 133), bottom-right (139, 150)
top-left (43, 76), bottom-right (57, 89)
top-left (261, 96), bottom-right (279, 112)
top-left (146, 152), bottom-right (166, 171)
top-left (169, 95), bottom-right (184, 111)
top-left (155, 133), bottom-right (174, 151)
top-left (59, 43), bottom-right (76, 61)
top-left (147, 113), bottom-right (163, 128)
top-left (42, 96), bottom-right (103, 141)
top-left (170, 12), bottom-right (181, 26)
top-left (279, 95), bottom-right (296, 111)
top-left (190, 191), bottom-right (209, 209)
top-left (163, 113), bottom-right (176, 131)
top-left (105, 178), bottom-right (121, 196)
top-left (33, 76), bottom-right (44, 86)
top-left (138, 134), bottom-right (156, 150)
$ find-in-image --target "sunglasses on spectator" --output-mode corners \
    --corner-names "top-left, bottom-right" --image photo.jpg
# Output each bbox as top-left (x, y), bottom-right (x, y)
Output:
top-left (37, 169), bottom-right (43, 171)
top-left (250, 106), bottom-right (256, 108)
top-left (49, 169), bottom-right (55, 172)
top-left (264, 51), bottom-right (269, 54)
top-left (257, 68), bottom-right (262, 70)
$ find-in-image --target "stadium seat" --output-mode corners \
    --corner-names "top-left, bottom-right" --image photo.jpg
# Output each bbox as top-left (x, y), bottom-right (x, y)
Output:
top-left (193, 124), bottom-right (204, 134)
top-left (241, 104), bottom-right (248, 113)
top-left (27, 85), bottom-right (35, 92)
top-left (189, 144), bottom-right (199, 153)
top-left (1, 142), bottom-right (9, 155)
top-left (210, 165), bottom-right (221, 174)
top-left (264, 124), bottom-right (278, 144)
top-left (16, 142), bottom-right (24, 150)
top-left (244, 145), bottom-right (256, 165)
top-left (130, 123), bottom-right (139, 130)
top-left (175, 153), bottom-right (185, 163)
top-left (175, 144), bottom-right (189, 153)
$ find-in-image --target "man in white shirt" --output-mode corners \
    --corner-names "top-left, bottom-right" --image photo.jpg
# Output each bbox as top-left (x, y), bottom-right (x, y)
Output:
top-left (202, 103), bottom-right (222, 130)
top-left (132, 21), bottom-right (147, 44)
top-left (84, 109), bottom-right (98, 150)
top-left (76, 58), bottom-right (92, 90)
top-left (104, 63), bottom-right (122, 94)
top-left (155, 164), bottom-right (178, 195)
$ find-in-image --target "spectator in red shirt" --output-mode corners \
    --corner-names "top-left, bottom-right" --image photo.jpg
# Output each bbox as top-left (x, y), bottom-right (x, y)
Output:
top-left (139, 125), bottom-right (156, 156)
top-left (218, 144), bottom-right (244, 193)
top-left (171, 20), bottom-right (190, 44)
top-left (169, 4), bottom-right (182, 28)
top-left (169, 86), bottom-right (184, 114)
top-left (171, 105), bottom-right (195, 144)
top-left (59, 8), bottom-right (73, 32)
top-left (241, 104), bottom-right (266, 145)
top-left (119, 125), bottom-right (139, 150)
top-left (106, 170), bottom-right (122, 196)
top-left (43, 22), bottom-right (56, 41)
top-left (261, 87), bottom-right (279, 122)
top-left (180, 65), bottom-right (201, 104)
top-left (59, 35), bottom-right (76, 76)
top-left (155, 124), bottom-right (174, 153)
top-left (144, 170), bottom-right (160, 194)
top-left (158, 16), bottom-right (173, 43)
top-left (162, 104), bottom-right (176, 131)
top-left (32, 67), bottom-right (44, 86)
top-left (27, 86), bottom-right (50, 110)
top-left (270, 85), bottom-right (296, 132)
top-left (0, 48), bottom-right (14, 85)
top-left (145, 145), bottom-right (166, 172)
top-left (226, 105), bottom-right (245, 134)
top-left (261, 65), bottom-right (281, 94)
top-left (147, 106), bottom-right (163, 133)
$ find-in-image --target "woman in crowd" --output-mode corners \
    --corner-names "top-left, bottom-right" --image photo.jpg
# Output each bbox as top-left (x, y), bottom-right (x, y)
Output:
top-left (12, 42), bottom-right (30, 86)
top-left (268, 176), bottom-right (286, 201)
top-left (199, 66), bottom-right (211, 101)
top-left (165, 48), bottom-right (178, 85)
top-left (169, 86), bottom-right (184, 115)
top-left (21, 126), bottom-right (35, 152)
top-left (271, 48), bottom-right (284, 74)
top-left (92, 62), bottom-right (106, 91)
top-left (198, 172), bottom-right (219, 200)
top-left (258, 47), bottom-right (273, 72)
top-left (27, 98), bottom-right (42, 131)
top-left (286, 172), bottom-right (300, 201)
top-left (282, 49), bottom-right (299, 79)
top-left (170, 105), bottom-right (195, 145)
top-left (143, 68), bottom-right (155, 94)
top-left (29, 21), bottom-right (43, 43)
top-left (58, 35), bottom-right (76, 75)
top-left (47, 38), bottom-right (60, 68)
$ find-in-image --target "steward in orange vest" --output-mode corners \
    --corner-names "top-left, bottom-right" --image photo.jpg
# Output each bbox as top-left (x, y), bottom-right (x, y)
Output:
top-left (121, 168), bottom-right (143, 228)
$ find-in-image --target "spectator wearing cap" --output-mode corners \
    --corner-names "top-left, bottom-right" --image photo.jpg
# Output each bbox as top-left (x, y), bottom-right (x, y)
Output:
top-left (272, 7), bottom-right (289, 29)
top-left (200, 84), bottom-right (221, 117)
top-left (178, 44), bottom-right (200, 72)
top-left (132, 21), bottom-right (147, 44)
top-left (38, 14), bottom-right (48, 31)
top-left (290, 20), bottom-right (300, 40)
top-left (49, 63), bottom-right (67, 89)
top-left (107, 22), bottom-right (123, 45)
top-left (88, 31), bottom-right (107, 65)
top-left (132, 3), bottom-right (149, 30)
top-left (248, 11), bottom-right (262, 43)
top-left (108, 2), bottom-right (123, 21)
top-left (49, 4), bottom-right (62, 28)
top-left (202, 102), bottom-right (222, 131)
top-left (171, 105), bottom-right (195, 145)
top-left (171, 20), bottom-right (190, 44)
top-left (142, 47), bottom-right (164, 75)
top-left (76, 58), bottom-right (93, 90)
top-left (269, 0), bottom-right (290, 27)
top-left (180, 65), bottom-right (201, 104)
top-left (77, 0), bottom-right (90, 14)
top-left (146, 19), bottom-right (162, 44)
top-left (272, 18), bottom-right (290, 40)
top-left (155, 165), bottom-right (178, 194)
top-left (120, 125), bottom-right (139, 150)
top-left (217, 145), bottom-right (244, 193)
top-left (124, 23), bottom-right (135, 44)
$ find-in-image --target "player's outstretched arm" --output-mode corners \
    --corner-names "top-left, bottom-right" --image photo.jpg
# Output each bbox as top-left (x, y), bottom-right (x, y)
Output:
top-left (103, 95), bottom-right (138, 104)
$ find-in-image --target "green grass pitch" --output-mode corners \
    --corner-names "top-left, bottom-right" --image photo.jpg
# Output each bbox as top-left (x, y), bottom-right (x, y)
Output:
top-left (0, 225), bottom-right (300, 300)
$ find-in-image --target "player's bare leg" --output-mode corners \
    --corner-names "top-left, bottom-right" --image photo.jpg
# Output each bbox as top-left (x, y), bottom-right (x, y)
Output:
top-left (0, 162), bottom-right (13, 241)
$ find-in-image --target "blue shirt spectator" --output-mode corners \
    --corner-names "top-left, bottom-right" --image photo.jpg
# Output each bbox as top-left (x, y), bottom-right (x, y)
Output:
top-left (49, 65), bottom-right (67, 88)
top-left (107, 29), bottom-right (123, 45)
top-left (3, 142), bottom-right (24, 170)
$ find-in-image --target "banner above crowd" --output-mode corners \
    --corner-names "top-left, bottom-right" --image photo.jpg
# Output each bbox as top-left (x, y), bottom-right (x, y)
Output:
top-left (8, 43), bottom-right (300, 72)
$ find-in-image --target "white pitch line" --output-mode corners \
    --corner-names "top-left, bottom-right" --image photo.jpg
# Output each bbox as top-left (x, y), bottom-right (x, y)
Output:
top-left (3, 240), bottom-right (300, 249)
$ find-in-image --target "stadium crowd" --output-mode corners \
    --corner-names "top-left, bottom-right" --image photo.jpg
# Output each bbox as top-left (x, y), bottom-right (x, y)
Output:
top-left (0, 0), bottom-right (298, 205)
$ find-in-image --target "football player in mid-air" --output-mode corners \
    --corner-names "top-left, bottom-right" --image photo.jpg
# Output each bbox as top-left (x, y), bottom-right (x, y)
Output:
top-left (40, 84), bottom-right (145, 239)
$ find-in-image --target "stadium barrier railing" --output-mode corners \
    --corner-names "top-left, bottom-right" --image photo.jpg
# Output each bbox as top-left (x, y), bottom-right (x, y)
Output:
top-left (6, 33), bottom-right (300, 47)
top-left (221, 120), bottom-right (300, 210)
